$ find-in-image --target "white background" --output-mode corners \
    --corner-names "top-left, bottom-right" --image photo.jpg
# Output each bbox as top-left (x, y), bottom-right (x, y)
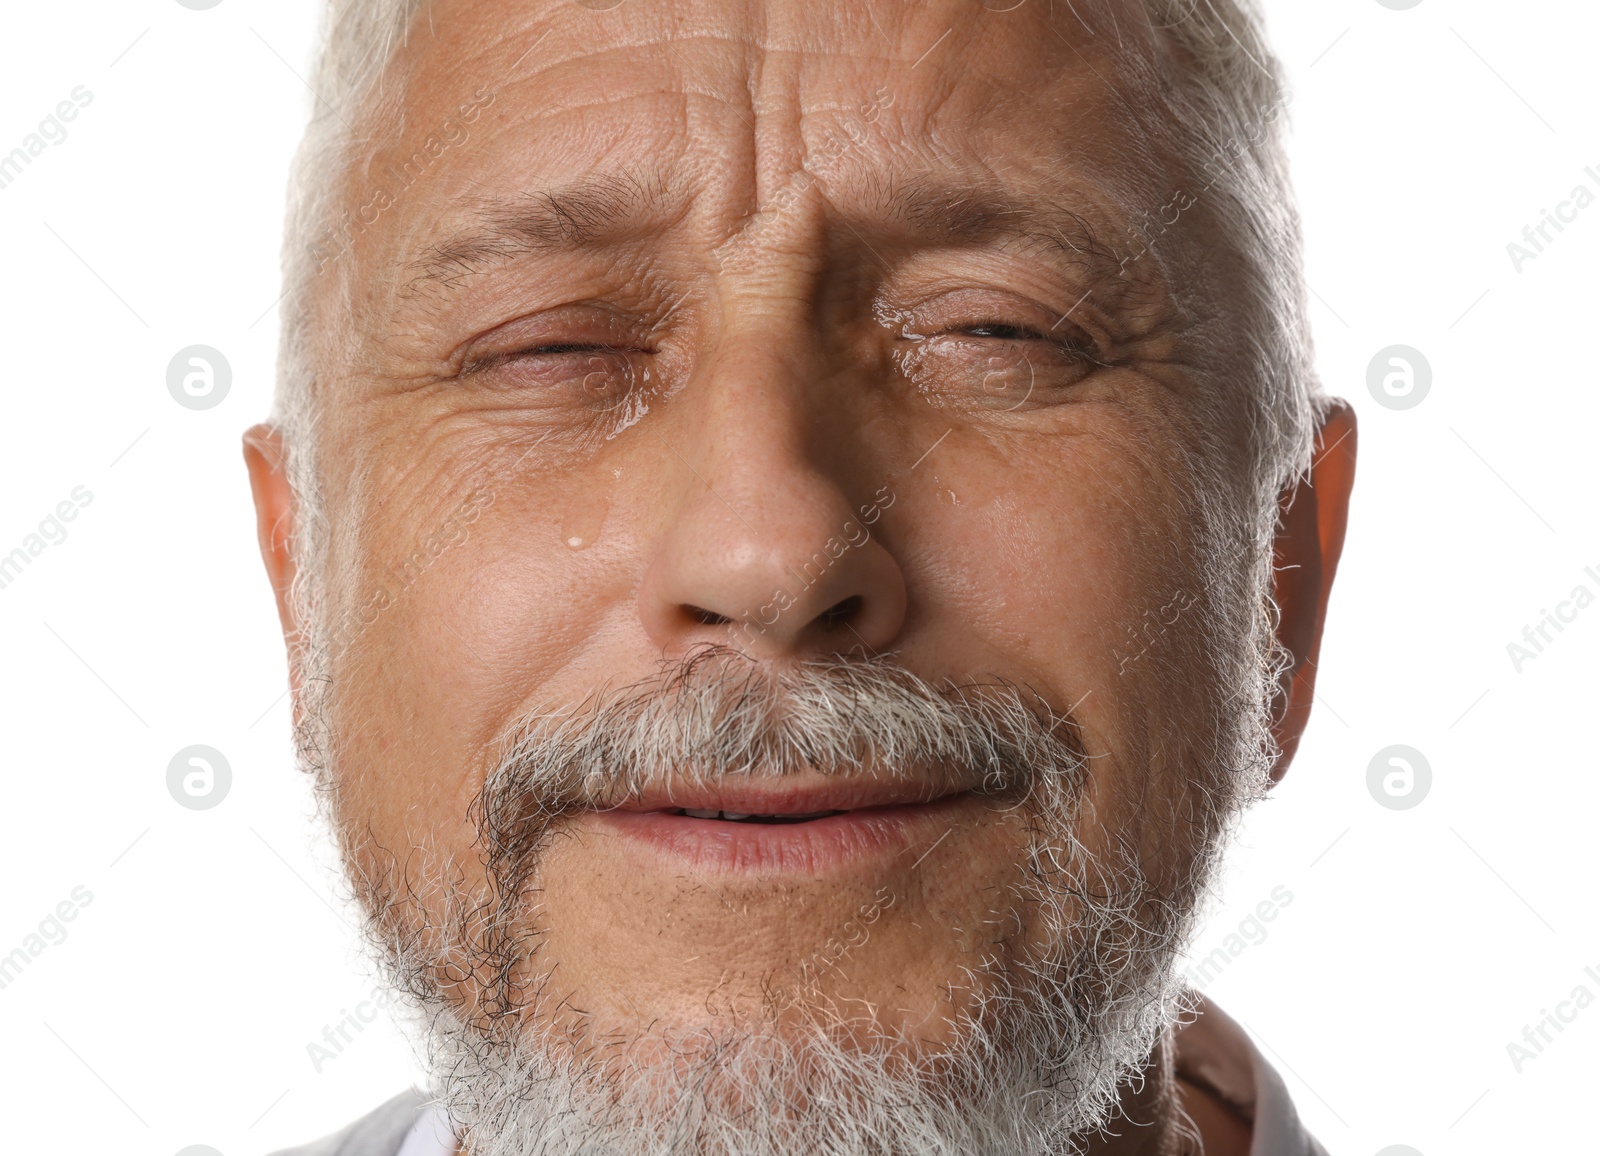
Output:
top-left (0, 1), bottom-right (1595, 1153)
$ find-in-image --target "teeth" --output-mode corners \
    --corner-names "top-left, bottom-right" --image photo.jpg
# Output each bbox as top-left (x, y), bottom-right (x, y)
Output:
top-left (683, 808), bottom-right (720, 819)
top-left (721, 812), bottom-right (753, 821)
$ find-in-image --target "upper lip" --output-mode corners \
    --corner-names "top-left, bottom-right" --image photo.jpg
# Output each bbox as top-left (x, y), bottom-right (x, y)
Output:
top-left (600, 774), bottom-right (967, 816)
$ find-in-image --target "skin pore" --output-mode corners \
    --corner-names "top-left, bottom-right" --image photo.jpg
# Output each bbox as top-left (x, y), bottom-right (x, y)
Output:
top-left (245, 1), bottom-right (1356, 1152)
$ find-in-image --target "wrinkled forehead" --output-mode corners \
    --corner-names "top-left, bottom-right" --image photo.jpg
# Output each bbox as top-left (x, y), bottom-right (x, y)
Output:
top-left (353, 0), bottom-right (1188, 238)
top-left (381, 0), bottom-right (1173, 117)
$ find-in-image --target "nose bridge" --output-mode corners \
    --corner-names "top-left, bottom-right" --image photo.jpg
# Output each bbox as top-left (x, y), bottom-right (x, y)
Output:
top-left (637, 312), bottom-right (907, 659)
top-left (692, 314), bottom-right (823, 506)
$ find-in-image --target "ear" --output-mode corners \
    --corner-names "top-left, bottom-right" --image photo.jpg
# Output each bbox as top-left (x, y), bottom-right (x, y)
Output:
top-left (1268, 400), bottom-right (1357, 783)
top-left (243, 423), bottom-right (299, 642)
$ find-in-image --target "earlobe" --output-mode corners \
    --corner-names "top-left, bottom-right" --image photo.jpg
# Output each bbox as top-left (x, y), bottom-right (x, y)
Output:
top-left (242, 423), bottom-right (300, 640)
top-left (1267, 400), bottom-right (1358, 783)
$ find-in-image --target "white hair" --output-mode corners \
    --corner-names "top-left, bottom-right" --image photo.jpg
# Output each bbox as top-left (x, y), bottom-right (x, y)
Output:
top-left (338, 649), bottom-right (1250, 1154)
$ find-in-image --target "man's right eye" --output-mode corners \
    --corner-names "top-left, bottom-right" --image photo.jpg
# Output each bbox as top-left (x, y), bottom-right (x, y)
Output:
top-left (514, 342), bottom-right (617, 357)
top-left (465, 341), bottom-right (620, 371)
top-left (959, 323), bottom-right (1048, 342)
top-left (472, 347), bottom-right (641, 410)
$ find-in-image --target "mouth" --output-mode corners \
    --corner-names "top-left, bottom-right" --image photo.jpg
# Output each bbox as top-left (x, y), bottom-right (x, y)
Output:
top-left (655, 807), bottom-right (847, 824)
top-left (586, 787), bottom-right (980, 876)
top-left (603, 775), bottom-right (969, 817)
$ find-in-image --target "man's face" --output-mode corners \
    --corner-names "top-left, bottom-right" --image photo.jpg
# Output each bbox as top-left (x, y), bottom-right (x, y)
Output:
top-left (270, 0), bottom-right (1291, 1144)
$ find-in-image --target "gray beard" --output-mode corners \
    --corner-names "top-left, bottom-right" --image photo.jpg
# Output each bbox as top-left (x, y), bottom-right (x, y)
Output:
top-left (315, 649), bottom-right (1269, 1156)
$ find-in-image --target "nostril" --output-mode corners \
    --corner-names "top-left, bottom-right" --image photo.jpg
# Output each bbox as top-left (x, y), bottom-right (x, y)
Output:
top-left (688, 605), bottom-right (732, 627)
top-left (819, 595), bottom-right (862, 628)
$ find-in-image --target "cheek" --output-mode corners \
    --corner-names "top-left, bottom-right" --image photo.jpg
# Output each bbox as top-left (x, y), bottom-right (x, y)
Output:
top-left (895, 418), bottom-right (1212, 876)
top-left (901, 419), bottom-right (1197, 691)
top-left (941, 487), bottom-right (1124, 664)
top-left (320, 450), bottom-right (630, 845)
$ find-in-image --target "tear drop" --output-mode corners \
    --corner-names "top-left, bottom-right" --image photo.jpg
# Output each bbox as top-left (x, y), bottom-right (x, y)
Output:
top-left (560, 473), bottom-right (615, 550)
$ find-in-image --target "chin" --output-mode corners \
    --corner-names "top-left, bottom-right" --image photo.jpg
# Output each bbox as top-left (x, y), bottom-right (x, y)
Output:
top-left (410, 965), bottom-right (1180, 1156)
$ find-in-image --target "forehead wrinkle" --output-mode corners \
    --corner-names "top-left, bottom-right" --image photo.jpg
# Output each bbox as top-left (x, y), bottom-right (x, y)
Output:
top-left (375, 2), bottom-right (1178, 308)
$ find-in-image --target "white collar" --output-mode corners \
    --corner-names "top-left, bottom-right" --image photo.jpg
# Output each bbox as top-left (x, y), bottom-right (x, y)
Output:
top-left (396, 1103), bottom-right (456, 1156)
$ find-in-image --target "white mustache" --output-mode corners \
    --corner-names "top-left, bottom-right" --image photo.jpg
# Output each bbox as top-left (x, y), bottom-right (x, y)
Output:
top-left (476, 646), bottom-right (1089, 850)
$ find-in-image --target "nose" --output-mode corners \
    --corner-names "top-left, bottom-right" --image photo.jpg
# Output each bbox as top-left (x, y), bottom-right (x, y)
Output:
top-left (636, 348), bottom-right (906, 661)
top-left (640, 500), bottom-right (907, 659)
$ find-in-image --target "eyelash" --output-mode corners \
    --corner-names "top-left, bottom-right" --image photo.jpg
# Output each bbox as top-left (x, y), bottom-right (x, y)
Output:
top-left (942, 320), bottom-right (1105, 365)
top-left (961, 322), bottom-right (1045, 341)
top-left (468, 320), bottom-right (1083, 362)
top-left (459, 341), bottom-right (645, 385)
top-left (520, 341), bottom-right (616, 356)
top-left (456, 310), bottom-right (1104, 432)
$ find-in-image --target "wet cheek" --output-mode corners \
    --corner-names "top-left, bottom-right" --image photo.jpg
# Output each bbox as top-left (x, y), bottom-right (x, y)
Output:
top-left (324, 515), bottom-right (612, 824)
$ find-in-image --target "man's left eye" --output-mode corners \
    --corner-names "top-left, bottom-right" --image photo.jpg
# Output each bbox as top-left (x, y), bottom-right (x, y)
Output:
top-left (521, 342), bottom-right (618, 356)
top-left (959, 322), bottom-right (1048, 342)
top-left (894, 319), bottom-right (1103, 413)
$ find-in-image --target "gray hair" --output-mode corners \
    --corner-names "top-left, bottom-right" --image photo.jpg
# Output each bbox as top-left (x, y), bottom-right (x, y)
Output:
top-left (343, 647), bottom-right (1241, 1154)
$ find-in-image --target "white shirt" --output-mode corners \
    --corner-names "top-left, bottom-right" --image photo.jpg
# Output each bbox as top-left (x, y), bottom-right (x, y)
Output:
top-left (395, 1103), bottom-right (456, 1156)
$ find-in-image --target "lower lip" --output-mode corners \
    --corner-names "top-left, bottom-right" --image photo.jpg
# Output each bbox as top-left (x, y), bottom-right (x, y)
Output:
top-left (585, 794), bottom-right (977, 876)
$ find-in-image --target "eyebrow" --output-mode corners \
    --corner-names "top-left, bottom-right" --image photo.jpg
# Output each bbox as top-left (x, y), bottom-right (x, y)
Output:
top-left (404, 170), bottom-right (675, 295)
top-left (402, 167), bottom-right (1151, 308)
top-left (868, 173), bottom-right (1143, 296)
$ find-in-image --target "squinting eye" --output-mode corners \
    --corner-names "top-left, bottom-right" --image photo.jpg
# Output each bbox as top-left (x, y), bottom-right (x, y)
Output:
top-left (973, 345), bottom-right (1039, 410)
top-left (526, 342), bottom-right (613, 356)
top-left (574, 353), bottom-right (636, 410)
top-left (962, 323), bottom-right (1047, 342)
top-left (533, 349), bottom-right (638, 411)
top-left (894, 324), bottom-right (1100, 412)
top-left (464, 343), bottom-right (644, 413)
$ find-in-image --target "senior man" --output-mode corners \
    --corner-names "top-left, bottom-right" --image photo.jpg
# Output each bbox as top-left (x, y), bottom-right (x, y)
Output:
top-left (246, 0), bottom-right (1356, 1152)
